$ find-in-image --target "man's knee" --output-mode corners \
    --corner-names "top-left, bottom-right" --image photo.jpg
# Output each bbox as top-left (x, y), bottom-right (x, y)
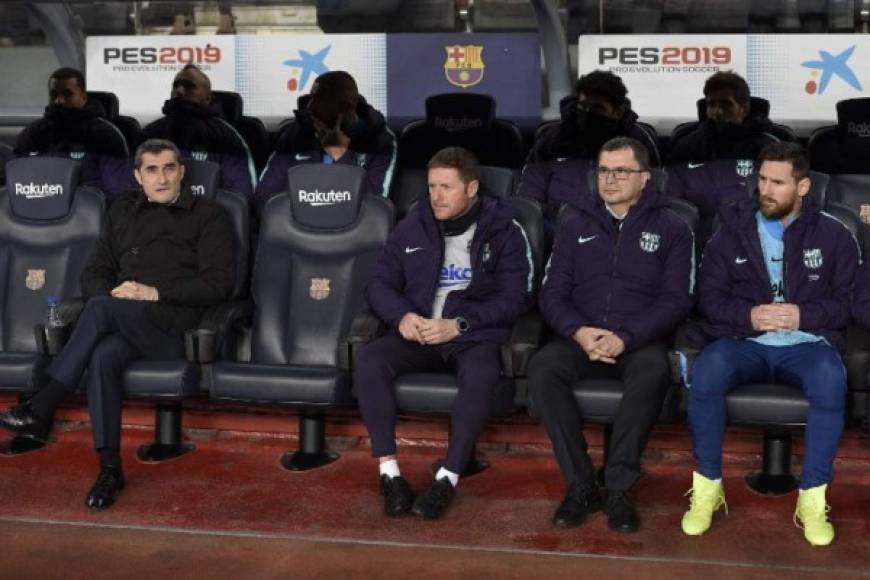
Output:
top-left (802, 353), bottom-right (847, 412)
top-left (690, 340), bottom-right (743, 397)
top-left (88, 337), bottom-right (128, 374)
top-left (354, 338), bottom-right (398, 382)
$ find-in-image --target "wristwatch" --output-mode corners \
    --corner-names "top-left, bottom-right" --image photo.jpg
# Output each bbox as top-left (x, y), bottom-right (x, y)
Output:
top-left (456, 317), bottom-right (470, 334)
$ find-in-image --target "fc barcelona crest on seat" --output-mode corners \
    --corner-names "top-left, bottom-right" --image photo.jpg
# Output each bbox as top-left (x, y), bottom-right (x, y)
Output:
top-left (25, 269), bottom-right (45, 290)
top-left (444, 45), bottom-right (485, 89)
top-left (309, 278), bottom-right (331, 300)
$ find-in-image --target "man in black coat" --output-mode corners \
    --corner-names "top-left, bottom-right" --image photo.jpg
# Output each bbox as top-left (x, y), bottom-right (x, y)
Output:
top-left (0, 139), bottom-right (236, 510)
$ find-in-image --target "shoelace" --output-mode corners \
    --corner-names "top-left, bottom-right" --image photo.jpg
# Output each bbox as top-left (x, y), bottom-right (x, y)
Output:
top-left (794, 498), bottom-right (831, 529)
top-left (684, 486), bottom-right (729, 515)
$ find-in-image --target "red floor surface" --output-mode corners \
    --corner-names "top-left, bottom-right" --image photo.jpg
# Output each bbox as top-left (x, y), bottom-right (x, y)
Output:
top-left (0, 413), bottom-right (868, 579)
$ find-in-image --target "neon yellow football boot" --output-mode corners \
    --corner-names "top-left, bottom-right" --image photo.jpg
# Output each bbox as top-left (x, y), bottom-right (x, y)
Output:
top-left (681, 471), bottom-right (727, 536)
top-left (794, 484), bottom-right (834, 546)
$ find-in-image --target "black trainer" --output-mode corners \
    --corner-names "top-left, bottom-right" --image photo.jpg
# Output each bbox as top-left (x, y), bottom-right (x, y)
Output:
top-left (85, 468), bottom-right (125, 510)
top-left (0, 402), bottom-right (52, 441)
top-left (552, 483), bottom-right (602, 528)
top-left (411, 477), bottom-right (455, 520)
top-left (604, 489), bottom-right (640, 533)
top-left (380, 475), bottom-right (414, 518)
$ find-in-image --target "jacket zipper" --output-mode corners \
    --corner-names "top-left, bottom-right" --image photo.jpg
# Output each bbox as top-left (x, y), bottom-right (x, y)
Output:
top-left (602, 221), bottom-right (623, 324)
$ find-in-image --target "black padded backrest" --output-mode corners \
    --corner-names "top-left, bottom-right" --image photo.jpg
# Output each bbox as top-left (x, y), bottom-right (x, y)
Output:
top-left (809, 98), bottom-right (870, 174)
top-left (88, 91), bottom-right (120, 119)
top-left (182, 159), bottom-right (221, 199)
top-left (216, 189), bottom-right (250, 300)
top-left (506, 196), bottom-right (545, 290)
top-left (826, 174), bottom-right (870, 255)
top-left (0, 181), bottom-right (103, 352)
top-left (667, 197), bottom-right (700, 236)
top-left (399, 93), bottom-right (525, 169)
top-left (211, 90), bottom-right (243, 126)
top-left (287, 164), bottom-right (366, 230)
top-left (252, 187), bottom-right (394, 367)
top-left (5, 157), bottom-right (80, 220)
top-left (0, 142), bottom-right (13, 186)
top-left (391, 165), bottom-right (516, 219)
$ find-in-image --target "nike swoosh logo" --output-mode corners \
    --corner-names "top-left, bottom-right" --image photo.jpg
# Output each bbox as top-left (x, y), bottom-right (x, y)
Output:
top-left (771, 257), bottom-right (783, 262)
top-left (688, 162), bottom-right (705, 169)
top-left (295, 153), bottom-right (312, 161)
top-left (556, 157), bottom-right (569, 162)
top-left (735, 257), bottom-right (748, 264)
top-left (577, 235), bottom-right (597, 244)
top-left (405, 246), bottom-right (424, 254)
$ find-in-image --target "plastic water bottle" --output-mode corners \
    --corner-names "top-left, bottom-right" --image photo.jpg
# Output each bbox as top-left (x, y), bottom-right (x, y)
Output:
top-left (46, 296), bottom-right (63, 328)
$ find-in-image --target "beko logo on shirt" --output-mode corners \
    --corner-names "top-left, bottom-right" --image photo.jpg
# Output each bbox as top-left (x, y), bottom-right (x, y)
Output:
top-left (439, 264), bottom-right (472, 287)
top-left (14, 183), bottom-right (63, 199)
top-left (298, 189), bottom-right (352, 206)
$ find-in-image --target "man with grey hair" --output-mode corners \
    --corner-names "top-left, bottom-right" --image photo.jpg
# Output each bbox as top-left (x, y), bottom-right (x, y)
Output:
top-left (0, 138), bottom-right (236, 510)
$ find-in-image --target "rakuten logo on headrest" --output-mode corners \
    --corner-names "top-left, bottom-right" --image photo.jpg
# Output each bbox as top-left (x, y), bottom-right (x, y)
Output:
top-left (433, 116), bottom-right (483, 132)
top-left (14, 183), bottom-right (63, 200)
top-left (847, 122), bottom-right (870, 138)
top-left (298, 189), bottom-right (352, 207)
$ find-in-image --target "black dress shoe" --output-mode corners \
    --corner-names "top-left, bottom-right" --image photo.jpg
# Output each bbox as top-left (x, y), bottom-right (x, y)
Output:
top-left (380, 475), bottom-right (414, 518)
top-left (86, 468), bottom-right (125, 510)
top-left (411, 477), bottom-right (455, 520)
top-left (0, 403), bottom-right (52, 441)
top-left (605, 489), bottom-right (640, 533)
top-left (552, 483), bottom-right (602, 528)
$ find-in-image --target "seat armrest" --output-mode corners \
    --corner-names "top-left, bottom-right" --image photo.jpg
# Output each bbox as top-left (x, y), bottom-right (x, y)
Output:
top-left (339, 309), bottom-right (384, 372)
top-left (198, 300), bottom-right (253, 360)
top-left (33, 297), bottom-right (86, 355)
top-left (500, 310), bottom-right (546, 378)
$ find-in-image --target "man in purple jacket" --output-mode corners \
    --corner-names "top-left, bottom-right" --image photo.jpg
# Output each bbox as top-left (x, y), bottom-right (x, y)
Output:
top-left (140, 64), bottom-right (256, 197)
top-left (15, 68), bottom-right (132, 203)
top-left (255, 71), bottom-right (397, 215)
top-left (681, 142), bottom-right (859, 547)
top-left (517, 70), bottom-right (660, 224)
top-left (355, 147), bottom-right (533, 520)
top-left (529, 137), bottom-right (694, 533)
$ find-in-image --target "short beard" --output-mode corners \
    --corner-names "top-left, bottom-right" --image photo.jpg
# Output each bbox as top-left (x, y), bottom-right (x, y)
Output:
top-left (760, 196), bottom-right (797, 220)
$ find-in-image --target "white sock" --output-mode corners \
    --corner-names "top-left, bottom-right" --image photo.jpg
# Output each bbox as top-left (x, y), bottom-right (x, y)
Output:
top-left (379, 459), bottom-right (400, 479)
top-left (435, 466), bottom-right (459, 487)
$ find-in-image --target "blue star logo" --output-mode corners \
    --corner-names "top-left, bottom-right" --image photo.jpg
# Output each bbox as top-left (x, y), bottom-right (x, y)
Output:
top-left (801, 45), bottom-right (862, 95)
top-left (282, 45), bottom-right (331, 92)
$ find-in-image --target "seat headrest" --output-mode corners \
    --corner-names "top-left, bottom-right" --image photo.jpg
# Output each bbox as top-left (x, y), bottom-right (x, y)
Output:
top-left (478, 166), bottom-right (516, 199)
top-left (288, 164), bottom-right (366, 229)
top-left (5, 157), bottom-right (79, 220)
top-left (182, 159), bottom-right (220, 199)
top-left (211, 90), bottom-right (243, 125)
top-left (836, 98), bottom-right (870, 138)
top-left (696, 96), bottom-right (770, 121)
top-left (87, 91), bottom-right (120, 120)
top-left (425, 93), bottom-right (495, 133)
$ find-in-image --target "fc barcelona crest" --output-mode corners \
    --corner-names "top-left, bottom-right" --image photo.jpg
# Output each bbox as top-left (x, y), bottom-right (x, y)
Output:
top-left (639, 232), bottom-right (660, 253)
top-left (309, 278), bottom-right (331, 300)
top-left (803, 249), bottom-right (823, 269)
top-left (735, 159), bottom-right (753, 178)
top-left (25, 269), bottom-right (46, 291)
top-left (444, 45), bottom-right (485, 89)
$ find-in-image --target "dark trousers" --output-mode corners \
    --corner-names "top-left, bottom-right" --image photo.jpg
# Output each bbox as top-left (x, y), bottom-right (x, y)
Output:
top-left (45, 296), bottom-right (184, 450)
top-left (528, 337), bottom-right (670, 491)
top-left (689, 338), bottom-right (846, 489)
top-left (354, 333), bottom-right (501, 474)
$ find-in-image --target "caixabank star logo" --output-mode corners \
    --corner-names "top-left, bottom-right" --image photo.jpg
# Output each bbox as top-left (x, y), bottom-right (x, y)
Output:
top-left (801, 45), bottom-right (862, 95)
top-left (283, 45), bottom-right (331, 92)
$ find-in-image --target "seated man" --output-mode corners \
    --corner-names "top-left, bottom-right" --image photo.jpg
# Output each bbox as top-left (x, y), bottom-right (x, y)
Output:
top-left (667, 71), bottom-right (783, 240)
top-left (141, 64), bottom-right (256, 196)
top-left (255, 71), bottom-right (396, 214)
top-left (518, 70), bottom-right (660, 223)
top-left (15, 67), bottom-right (132, 203)
top-left (0, 139), bottom-right (236, 510)
top-left (355, 146), bottom-right (533, 520)
top-left (529, 137), bottom-right (694, 533)
top-left (682, 142), bottom-right (858, 546)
